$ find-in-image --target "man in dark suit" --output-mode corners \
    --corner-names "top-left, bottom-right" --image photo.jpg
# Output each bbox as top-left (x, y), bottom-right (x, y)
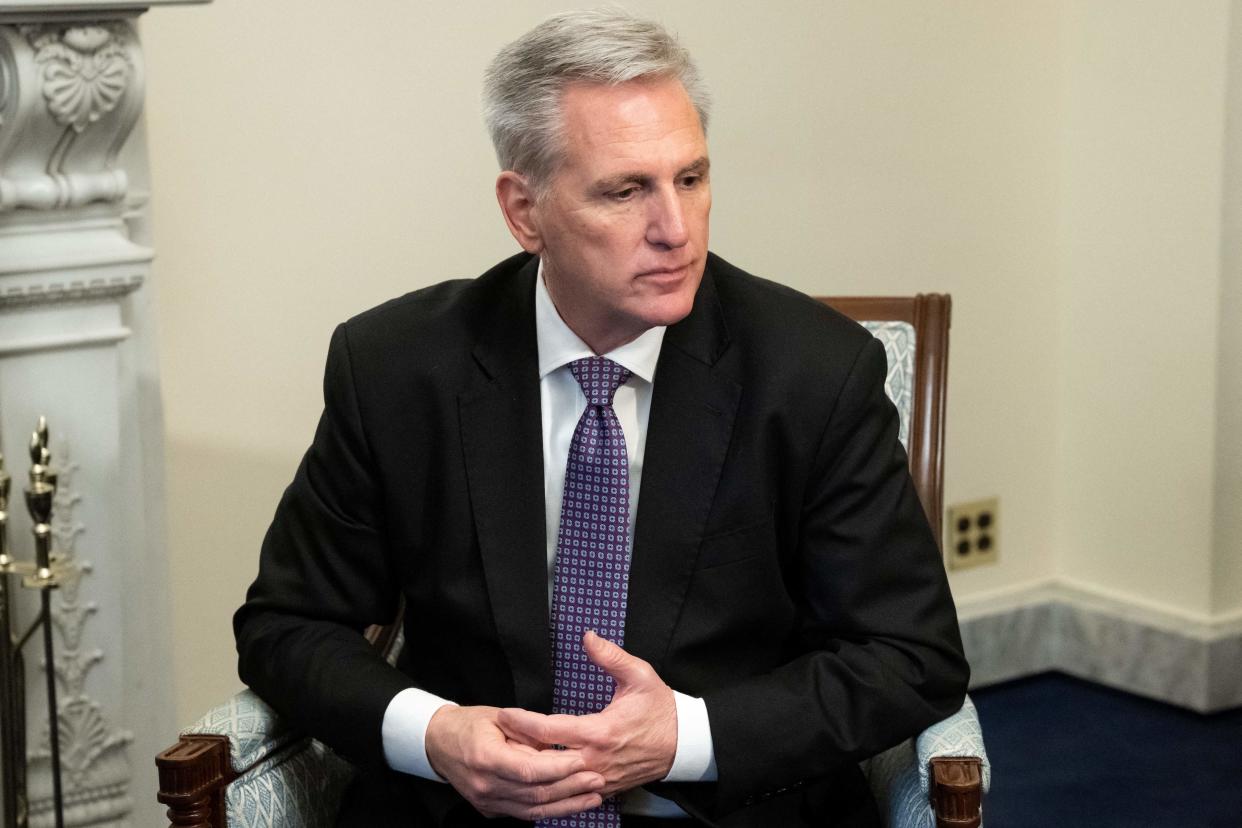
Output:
top-left (235, 9), bottom-right (968, 827)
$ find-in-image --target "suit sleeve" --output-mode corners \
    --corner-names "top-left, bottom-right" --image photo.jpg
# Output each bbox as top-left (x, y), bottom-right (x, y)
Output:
top-left (701, 335), bottom-right (969, 814)
top-left (234, 323), bottom-right (415, 768)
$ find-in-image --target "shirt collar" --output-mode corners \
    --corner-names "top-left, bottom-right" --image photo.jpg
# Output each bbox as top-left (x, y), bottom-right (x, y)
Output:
top-left (535, 259), bottom-right (665, 383)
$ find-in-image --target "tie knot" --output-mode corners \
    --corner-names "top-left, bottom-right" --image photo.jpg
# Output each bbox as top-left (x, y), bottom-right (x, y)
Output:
top-left (569, 357), bottom-right (631, 407)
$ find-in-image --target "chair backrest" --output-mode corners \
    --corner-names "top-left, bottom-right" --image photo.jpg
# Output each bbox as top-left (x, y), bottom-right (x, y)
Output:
top-left (818, 295), bottom-right (951, 545)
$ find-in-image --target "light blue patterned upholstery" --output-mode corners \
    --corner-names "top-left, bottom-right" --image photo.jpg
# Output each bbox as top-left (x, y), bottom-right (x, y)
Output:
top-left (861, 320), bottom-right (915, 450)
top-left (183, 689), bottom-right (355, 827)
top-left (185, 689), bottom-right (297, 772)
top-left (855, 318), bottom-right (988, 826)
top-left (223, 738), bottom-right (354, 828)
top-left (864, 737), bottom-right (930, 828)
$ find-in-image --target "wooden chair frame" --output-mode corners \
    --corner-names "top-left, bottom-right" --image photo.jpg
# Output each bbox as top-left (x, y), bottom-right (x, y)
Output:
top-left (821, 294), bottom-right (951, 542)
top-left (822, 294), bottom-right (980, 828)
top-left (156, 735), bottom-right (234, 828)
top-left (158, 293), bottom-right (979, 828)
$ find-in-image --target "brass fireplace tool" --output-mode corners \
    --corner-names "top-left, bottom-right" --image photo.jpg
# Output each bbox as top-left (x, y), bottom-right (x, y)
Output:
top-left (0, 418), bottom-right (71, 828)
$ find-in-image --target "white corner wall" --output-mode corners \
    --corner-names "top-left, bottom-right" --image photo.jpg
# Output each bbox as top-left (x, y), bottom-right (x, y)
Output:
top-left (1214, 0), bottom-right (1242, 618)
top-left (1055, 0), bottom-right (1231, 621)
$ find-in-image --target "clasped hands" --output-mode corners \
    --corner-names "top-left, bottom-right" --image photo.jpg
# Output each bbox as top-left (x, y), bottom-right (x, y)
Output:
top-left (425, 631), bottom-right (678, 820)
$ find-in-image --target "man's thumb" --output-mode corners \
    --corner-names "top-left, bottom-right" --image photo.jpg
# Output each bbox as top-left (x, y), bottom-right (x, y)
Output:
top-left (583, 630), bottom-right (644, 686)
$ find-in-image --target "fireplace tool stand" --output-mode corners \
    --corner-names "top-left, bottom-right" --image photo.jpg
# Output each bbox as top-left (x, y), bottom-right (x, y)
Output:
top-left (0, 418), bottom-right (70, 828)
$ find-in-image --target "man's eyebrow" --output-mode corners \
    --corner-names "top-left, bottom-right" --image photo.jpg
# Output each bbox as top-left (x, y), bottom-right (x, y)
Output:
top-left (593, 157), bottom-right (712, 192)
top-left (678, 157), bottom-right (711, 177)
top-left (594, 171), bottom-right (650, 191)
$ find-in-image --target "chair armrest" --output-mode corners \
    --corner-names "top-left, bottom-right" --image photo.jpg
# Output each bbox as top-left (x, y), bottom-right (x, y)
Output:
top-left (929, 757), bottom-right (983, 828)
top-left (915, 696), bottom-right (990, 794)
top-left (219, 736), bottom-right (354, 828)
top-left (181, 689), bottom-right (300, 775)
top-left (919, 695), bottom-right (993, 794)
top-left (156, 734), bottom-right (234, 828)
top-left (156, 690), bottom-right (355, 827)
top-left (861, 695), bottom-right (989, 828)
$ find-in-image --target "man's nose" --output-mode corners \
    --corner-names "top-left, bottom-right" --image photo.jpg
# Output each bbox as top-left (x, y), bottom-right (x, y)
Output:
top-left (646, 186), bottom-right (689, 249)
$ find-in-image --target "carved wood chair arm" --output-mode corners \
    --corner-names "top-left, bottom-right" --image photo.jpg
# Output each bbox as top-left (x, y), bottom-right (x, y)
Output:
top-left (155, 734), bottom-right (235, 828)
top-left (930, 756), bottom-right (983, 828)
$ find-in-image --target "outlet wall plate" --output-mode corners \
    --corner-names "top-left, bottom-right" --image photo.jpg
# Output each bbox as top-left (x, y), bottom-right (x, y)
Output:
top-left (946, 497), bottom-right (999, 570)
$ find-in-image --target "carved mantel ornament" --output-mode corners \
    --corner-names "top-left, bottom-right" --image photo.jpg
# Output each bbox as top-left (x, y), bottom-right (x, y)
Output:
top-left (0, 21), bottom-right (139, 214)
top-left (29, 24), bottom-right (132, 134)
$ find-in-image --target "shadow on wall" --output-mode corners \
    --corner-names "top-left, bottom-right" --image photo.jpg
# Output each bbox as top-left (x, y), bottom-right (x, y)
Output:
top-left (164, 436), bottom-right (307, 726)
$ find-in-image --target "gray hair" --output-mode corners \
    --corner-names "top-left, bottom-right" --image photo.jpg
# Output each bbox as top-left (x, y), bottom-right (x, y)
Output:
top-left (483, 7), bottom-right (711, 189)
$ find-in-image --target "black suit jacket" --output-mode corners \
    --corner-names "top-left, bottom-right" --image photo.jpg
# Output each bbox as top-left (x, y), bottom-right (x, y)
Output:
top-left (235, 252), bottom-right (968, 827)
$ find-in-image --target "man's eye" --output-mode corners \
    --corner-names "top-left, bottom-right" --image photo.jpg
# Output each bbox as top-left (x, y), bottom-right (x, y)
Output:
top-left (610, 187), bottom-right (639, 201)
top-left (679, 175), bottom-right (701, 188)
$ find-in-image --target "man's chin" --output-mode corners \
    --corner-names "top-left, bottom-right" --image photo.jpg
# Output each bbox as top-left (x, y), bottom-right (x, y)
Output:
top-left (635, 269), bottom-right (701, 318)
top-left (639, 294), bottom-right (697, 329)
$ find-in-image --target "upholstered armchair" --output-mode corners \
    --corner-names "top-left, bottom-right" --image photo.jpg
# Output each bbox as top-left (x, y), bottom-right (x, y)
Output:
top-left (157, 293), bottom-right (988, 828)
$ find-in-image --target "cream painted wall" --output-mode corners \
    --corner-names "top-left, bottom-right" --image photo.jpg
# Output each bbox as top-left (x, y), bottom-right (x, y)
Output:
top-left (1214, 0), bottom-right (1242, 617)
top-left (1054, 0), bottom-right (1230, 619)
top-left (142, 1), bottom-right (1066, 729)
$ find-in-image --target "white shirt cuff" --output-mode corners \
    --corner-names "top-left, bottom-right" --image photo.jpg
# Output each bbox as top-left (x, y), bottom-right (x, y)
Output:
top-left (381, 687), bottom-right (457, 780)
top-left (663, 691), bottom-right (718, 782)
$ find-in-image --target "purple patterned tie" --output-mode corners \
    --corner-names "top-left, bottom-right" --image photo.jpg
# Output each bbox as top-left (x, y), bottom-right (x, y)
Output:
top-left (541, 357), bottom-right (633, 828)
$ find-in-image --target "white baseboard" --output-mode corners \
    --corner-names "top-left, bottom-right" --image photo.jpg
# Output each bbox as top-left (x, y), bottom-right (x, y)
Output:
top-left (956, 580), bottom-right (1242, 712)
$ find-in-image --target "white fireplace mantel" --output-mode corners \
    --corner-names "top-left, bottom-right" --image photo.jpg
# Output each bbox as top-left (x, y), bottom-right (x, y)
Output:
top-left (0, 2), bottom-right (206, 825)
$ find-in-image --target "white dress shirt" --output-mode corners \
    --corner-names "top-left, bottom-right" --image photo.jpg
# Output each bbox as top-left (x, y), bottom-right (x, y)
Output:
top-left (381, 263), bottom-right (717, 816)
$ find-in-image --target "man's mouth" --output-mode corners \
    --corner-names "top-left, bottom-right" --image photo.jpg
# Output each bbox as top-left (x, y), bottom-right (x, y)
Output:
top-left (636, 263), bottom-right (692, 279)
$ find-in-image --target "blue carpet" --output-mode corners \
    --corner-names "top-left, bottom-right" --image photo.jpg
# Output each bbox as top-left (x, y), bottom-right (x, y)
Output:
top-left (971, 672), bottom-right (1242, 827)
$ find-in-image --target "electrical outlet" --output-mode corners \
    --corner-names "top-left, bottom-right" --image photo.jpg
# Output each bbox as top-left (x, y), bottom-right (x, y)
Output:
top-left (946, 497), bottom-right (999, 570)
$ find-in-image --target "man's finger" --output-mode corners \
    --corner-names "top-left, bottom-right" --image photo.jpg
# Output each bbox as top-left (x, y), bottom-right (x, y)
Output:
top-left (506, 739), bottom-right (539, 755)
top-left (511, 769), bottom-right (606, 806)
top-left (497, 707), bottom-right (593, 748)
top-left (485, 741), bottom-right (587, 784)
top-left (583, 629), bottom-right (648, 687)
top-left (525, 791), bottom-right (606, 822)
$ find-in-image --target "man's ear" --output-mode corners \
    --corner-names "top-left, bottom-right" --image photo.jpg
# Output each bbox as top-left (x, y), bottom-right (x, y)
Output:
top-left (496, 171), bottom-right (544, 254)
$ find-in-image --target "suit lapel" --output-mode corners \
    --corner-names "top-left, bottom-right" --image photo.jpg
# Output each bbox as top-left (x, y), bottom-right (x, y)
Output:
top-left (458, 256), bottom-right (554, 712)
top-left (626, 266), bottom-right (741, 673)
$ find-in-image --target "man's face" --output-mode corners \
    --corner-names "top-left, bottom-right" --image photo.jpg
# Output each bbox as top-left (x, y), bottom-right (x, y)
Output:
top-left (527, 77), bottom-right (711, 354)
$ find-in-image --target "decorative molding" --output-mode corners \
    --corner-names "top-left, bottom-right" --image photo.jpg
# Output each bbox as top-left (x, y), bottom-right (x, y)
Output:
top-left (0, 42), bottom-right (10, 128)
top-left (959, 580), bottom-right (1242, 712)
top-left (24, 443), bottom-right (134, 828)
top-left (0, 168), bottom-right (128, 212)
top-left (0, 274), bottom-right (142, 309)
top-left (0, 215), bottom-right (150, 308)
top-left (28, 699), bottom-right (132, 828)
top-left (0, 327), bottom-right (131, 358)
top-left (0, 20), bottom-right (143, 212)
top-left (25, 24), bottom-right (132, 133)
